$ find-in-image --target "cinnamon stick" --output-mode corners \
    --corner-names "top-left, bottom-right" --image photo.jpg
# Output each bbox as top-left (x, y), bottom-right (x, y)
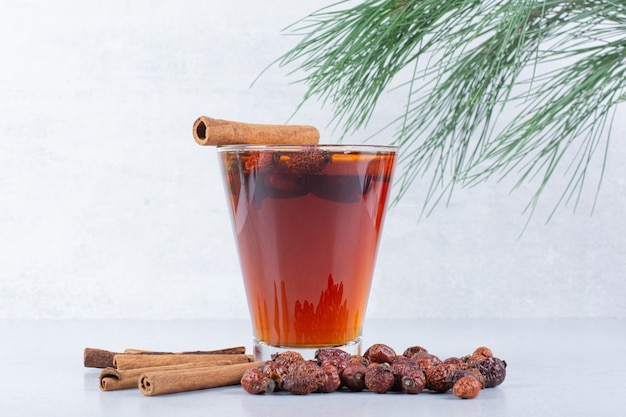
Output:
top-left (123, 346), bottom-right (246, 355)
top-left (84, 348), bottom-right (118, 369)
top-left (139, 361), bottom-right (263, 396)
top-left (192, 116), bottom-right (320, 146)
top-left (113, 353), bottom-right (253, 370)
top-left (99, 362), bottom-right (231, 391)
top-left (84, 346), bottom-right (247, 369)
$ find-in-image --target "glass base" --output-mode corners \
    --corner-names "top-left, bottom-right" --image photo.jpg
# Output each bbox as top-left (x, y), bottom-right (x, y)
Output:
top-left (253, 337), bottom-right (363, 361)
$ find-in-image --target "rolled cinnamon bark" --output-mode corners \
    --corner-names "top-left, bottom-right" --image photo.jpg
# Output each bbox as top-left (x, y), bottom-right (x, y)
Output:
top-left (99, 362), bottom-right (230, 391)
top-left (192, 116), bottom-right (320, 146)
top-left (84, 348), bottom-right (118, 369)
top-left (122, 346), bottom-right (246, 355)
top-left (84, 346), bottom-right (247, 369)
top-left (113, 353), bottom-right (253, 370)
top-left (139, 361), bottom-right (263, 396)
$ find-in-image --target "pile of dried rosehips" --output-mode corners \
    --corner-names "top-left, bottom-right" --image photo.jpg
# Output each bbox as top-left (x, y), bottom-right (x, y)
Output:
top-left (240, 344), bottom-right (506, 398)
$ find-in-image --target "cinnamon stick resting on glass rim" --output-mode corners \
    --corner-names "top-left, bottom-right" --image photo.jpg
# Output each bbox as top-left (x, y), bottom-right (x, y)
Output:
top-left (192, 116), bottom-right (320, 146)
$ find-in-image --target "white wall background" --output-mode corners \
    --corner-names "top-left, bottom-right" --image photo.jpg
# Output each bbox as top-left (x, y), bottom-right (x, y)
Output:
top-left (1, 0), bottom-right (624, 320)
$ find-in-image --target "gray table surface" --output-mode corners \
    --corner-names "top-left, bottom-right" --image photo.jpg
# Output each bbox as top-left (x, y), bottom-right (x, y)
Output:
top-left (1, 318), bottom-right (624, 416)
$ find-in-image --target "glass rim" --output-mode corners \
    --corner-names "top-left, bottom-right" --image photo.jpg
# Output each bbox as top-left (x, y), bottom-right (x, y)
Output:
top-left (216, 143), bottom-right (398, 153)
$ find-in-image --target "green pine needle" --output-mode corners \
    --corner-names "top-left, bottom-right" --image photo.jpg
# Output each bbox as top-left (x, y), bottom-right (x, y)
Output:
top-left (275, 0), bottom-right (626, 220)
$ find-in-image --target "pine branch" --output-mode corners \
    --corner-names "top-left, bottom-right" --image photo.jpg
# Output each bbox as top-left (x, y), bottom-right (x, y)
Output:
top-left (276, 0), bottom-right (626, 219)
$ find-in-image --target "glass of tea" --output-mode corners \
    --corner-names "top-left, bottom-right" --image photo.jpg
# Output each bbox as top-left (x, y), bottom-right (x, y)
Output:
top-left (217, 144), bottom-right (397, 360)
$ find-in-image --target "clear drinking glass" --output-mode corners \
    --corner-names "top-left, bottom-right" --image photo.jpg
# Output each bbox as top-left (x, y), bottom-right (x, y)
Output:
top-left (217, 144), bottom-right (397, 360)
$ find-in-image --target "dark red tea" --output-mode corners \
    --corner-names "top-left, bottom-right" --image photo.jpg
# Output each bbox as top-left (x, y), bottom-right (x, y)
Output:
top-left (219, 146), bottom-right (396, 348)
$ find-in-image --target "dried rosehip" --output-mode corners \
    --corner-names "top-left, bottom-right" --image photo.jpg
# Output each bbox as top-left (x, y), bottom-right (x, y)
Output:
top-left (452, 375), bottom-right (482, 399)
top-left (266, 172), bottom-right (306, 194)
top-left (240, 368), bottom-right (275, 394)
top-left (425, 363), bottom-right (459, 393)
top-left (315, 348), bottom-right (351, 373)
top-left (308, 174), bottom-right (365, 203)
top-left (347, 355), bottom-right (370, 367)
top-left (260, 360), bottom-right (289, 390)
top-left (364, 343), bottom-right (397, 364)
top-left (273, 351), bottom-right (305, 372)
top-left (392, 355), bottom-right (417, 366)
top-left (403, 346), bottom-right (428, 358)
top-left (467, 353), bottom-right (487, 364)
top-left (315, 348), bottom-right (351, 362)
top-left (472, 346), bottom-right (494, 358)
top-left (450, 369), bottom-right (485, 389)
top-left (282, 149), bottom-right (331, 174)
top-left (282, 361), bottom-right (321, 395)
top-left (340, 361), bottom-right (367, 392)
top-left (443, 357), bottom-right (466, 367)
top-left (468, 369), bottom-right (487, 389)
top-left (413, 352), bottom-right (442, 371)
top-left (364, 362), bottom-right (395, 394)
top-left (392, 361), bottom-right (425, 394)
top-left (400, 372), bottom-right (426, 394)
top-left (470, 356), bottom-right (507, 388)
top-left (244, 152), bottom-right (277, 173)
top-left (317, 364), bottom-right (342, 393)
